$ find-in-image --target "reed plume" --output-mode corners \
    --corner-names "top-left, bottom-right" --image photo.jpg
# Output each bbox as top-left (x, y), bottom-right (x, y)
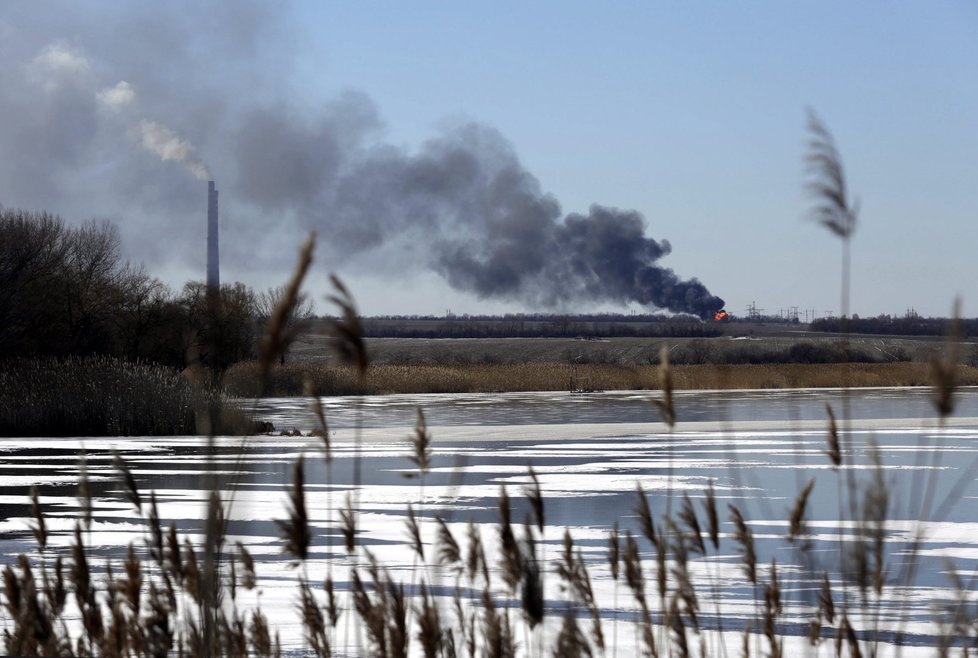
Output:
top-left (931, 299), bottom-right (961, 418)
top-left (324, 576), bottom-right (340, 629)
top-left (236, 541), bottom-right (256, 591)
top-left (406, 503), bottom-right (424, 561)
top-left (607, 521), bottom-right (620, 582)
top-left (29, 485), bottom-right (46, 552)
top-left (305, 376), bottom-right (331, 461)
top-left (417, 581), bottom-right (443, 658)
top-left (277, 456), bottom-right (311, 564)
top-left (298, 580), bottom-right (330, 657)
top-left (497, 486), bottom-right (523, 593)
top-left (622, 531), bottom-right (645, 604)
top-left (258, 233), bottom-right (315, 386)
top-left (825, 403), bottom-right (842, 467)
top-left (326, 274), bottom-right (369, 377)
top-left (436, 516), bottom-right (462, 570)
top-left (678, 494), bottom-right (705, 556)
top-left (409, 408), bottom-right (433, 477)
top-left (121, 542), bottom-right (142, 614)
top-left (703, 480), bottom-right (719, 551)
top-left (819, 571), bottom-right (835, 624)
top-left (340, 492), bottom-right (357, 554)
top-left (523, 466), bottom-right (545, 533)
top-left (653, 346), bottom-right (676, 427)
top-left (466, 519), bottom-right (487, 584)
top-left (788, 478), bottom-right (816, 546)
top-left (634, 483), bottom-right (658, 548)
top-left (77, 451), bottom-right (93, 531)
top-left (728, 504), bottom-right (757, 586)
top-left (113, 451), bottom-right (142, 513)
top-left (805, 109), bottom-right (858, 240)
top-left (521, 528), bottom-right (545, 629)
top-left (554, 609), bottom-right (592, 658)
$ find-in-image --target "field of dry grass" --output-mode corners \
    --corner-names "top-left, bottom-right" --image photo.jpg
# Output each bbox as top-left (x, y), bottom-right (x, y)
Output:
top-left (256, 322), bottom-right (978, 396)
top-left (222, 360), bottom-right (978, 397)
top-left (291, 329), bottom-right (969, 365)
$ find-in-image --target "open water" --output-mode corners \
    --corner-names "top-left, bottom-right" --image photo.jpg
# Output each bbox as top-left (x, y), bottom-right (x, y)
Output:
top-left (2, 387), bottom-right (977, 653)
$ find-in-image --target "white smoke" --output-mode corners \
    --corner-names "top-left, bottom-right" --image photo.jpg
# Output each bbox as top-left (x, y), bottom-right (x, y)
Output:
top-left (96, 81), bottom-right (135, 112)
top-left (29, 41), bottom-right (91, 92)
top-left (32, 41), bottom-right (90, 76)
top-left (137, 119), bottom-right (212, 181)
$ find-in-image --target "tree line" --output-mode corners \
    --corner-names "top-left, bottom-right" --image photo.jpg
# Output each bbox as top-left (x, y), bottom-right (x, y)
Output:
top-left (360, 317), bottom-right (722, 339)
top-left (0, 209), bottom-right (311, 371)
top-left (809, 315), bottom-right (978, 337)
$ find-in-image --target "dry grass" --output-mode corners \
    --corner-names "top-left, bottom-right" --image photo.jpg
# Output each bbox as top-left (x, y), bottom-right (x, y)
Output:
top-left (5, 319), bottom-right (977, 658)
top-left (0, 356), bottom-right (260, 436)
top-left (222, 360), bottom-right (978, 396)
top-left (5, 114), bottom-right (977, 656)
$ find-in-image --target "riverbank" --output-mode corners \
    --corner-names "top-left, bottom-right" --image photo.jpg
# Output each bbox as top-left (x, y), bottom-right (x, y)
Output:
top-left (223, 360), bottom-right (978, 396)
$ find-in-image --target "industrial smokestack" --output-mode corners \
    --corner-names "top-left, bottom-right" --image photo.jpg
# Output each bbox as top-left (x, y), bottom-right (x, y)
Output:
top-left (206, 180), bottom-right (219, 290)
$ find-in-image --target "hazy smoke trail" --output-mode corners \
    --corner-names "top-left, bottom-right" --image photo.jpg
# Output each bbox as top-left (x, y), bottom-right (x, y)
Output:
top-left (0, 5), bottom-right (723, 316)
top-left (236, 115), bottom-right (725, 316)
top-left (138, 120), bottom-right (211, 181)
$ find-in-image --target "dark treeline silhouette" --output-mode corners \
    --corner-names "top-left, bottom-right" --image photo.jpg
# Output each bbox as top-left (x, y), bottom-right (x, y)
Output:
top-left (0, 209), bottom-right (262, 371)
top-left (665, 338), bottom-right (909, 366)
top-left (810, 314), bottom-right (977, 337)
top-left (360, 313), bottom-right (723, 339)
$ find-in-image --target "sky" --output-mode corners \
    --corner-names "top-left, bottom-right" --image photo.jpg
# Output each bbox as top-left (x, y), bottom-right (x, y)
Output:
top-left (1, 2), bottom-right (976, 318)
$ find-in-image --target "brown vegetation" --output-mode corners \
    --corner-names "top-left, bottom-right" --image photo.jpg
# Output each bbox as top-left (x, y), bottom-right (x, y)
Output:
top-left (3, 115), bottom-right (977, 656)
top-left (223, 360), bottom-right (978, 397)
top-left (0, 356), bottom-right (263, 436)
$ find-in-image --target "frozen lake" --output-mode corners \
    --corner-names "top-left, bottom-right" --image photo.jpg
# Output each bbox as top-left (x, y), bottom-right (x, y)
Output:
top-left (3, 387), bottom-right (978, 655)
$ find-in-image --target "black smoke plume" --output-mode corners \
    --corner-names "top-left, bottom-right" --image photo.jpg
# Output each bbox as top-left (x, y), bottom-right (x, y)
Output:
top-left (236, 116), bottom-right (725, 316)
top-left (0, 3), bottom-right (723, 316)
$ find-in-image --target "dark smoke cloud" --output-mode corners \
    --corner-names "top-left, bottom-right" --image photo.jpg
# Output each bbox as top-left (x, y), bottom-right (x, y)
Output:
top-left (0, 2), bottom-right (723, 316)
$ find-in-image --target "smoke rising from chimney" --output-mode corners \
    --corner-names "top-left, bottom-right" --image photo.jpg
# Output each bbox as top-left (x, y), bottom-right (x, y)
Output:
top-left (138, 120), bottom-right (212, 181)
top-left (0, 4), bottom-right (723, 316)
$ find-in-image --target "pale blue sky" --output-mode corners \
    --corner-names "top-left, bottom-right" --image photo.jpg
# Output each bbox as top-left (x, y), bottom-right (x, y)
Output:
top-left (2, 2), bottom-right (976, 317)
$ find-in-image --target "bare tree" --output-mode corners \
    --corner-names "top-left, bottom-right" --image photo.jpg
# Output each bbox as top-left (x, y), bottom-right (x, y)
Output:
top-left (254, 285), bottom-right (315, 364)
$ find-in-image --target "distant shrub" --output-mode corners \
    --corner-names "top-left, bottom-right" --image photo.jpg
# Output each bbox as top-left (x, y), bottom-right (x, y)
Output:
top-left (0, 356), bottom-right (261, 436)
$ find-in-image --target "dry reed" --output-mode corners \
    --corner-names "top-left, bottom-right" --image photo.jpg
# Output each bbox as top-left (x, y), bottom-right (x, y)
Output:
top-left (6, 176), bottom-right (977, 658)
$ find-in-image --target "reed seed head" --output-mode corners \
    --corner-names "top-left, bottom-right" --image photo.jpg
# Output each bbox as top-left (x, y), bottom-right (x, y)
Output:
top-left (409, 408), bottom-right (433, 477)
top-left (728, 504), bottom-right (757, 585)
top-left (653, 346), bottom-right (676, 427)
top-left (277, 456), bottom-right (310, 565)
top-left (304, 376), bottom-right (331, 462)
top-left (607, 521), bottom-right (620, 582)
top-left (236, 541), bottom-right (256, 591)
top-left (405, 503), bottom-right (424, 561)
top-left (29, 485), bottom-right (46, 552)
top-left (931, 300), bottom-right (961, 418)
top-left (112, 451), bottom-right (142, 514)
top-left (523, 466), bottom-right (545, 534)
top-left (825, 403), bottom-right (842, 467)
top-left (703, 480), bottom-right (719, 551)
top-left (678, 494), bottom-right (705, 555)
top-left (77, 451), bottom-right (93, 531)
top-left (788, 478), bottom-right (816, 546)
top-left (340, 492), bottom-right (357, 554)
top-left (436, 516), bottom-right (462, 569)
top-left (497, 486), bottom-right (523, 593)
top-left (258, 233), bottom-right (315, 387)
top-left (326, 274), bottom-right (369, 377)
top-left (634, 483), bottom-right (658, 548)
top-left (417, 581), bottom-right (443, 658)
top-left (805, 109), bottom-right (858, 240)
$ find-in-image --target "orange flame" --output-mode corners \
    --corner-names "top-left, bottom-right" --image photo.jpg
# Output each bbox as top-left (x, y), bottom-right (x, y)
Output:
top-left (714, 310), bottom-right (729, 321)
